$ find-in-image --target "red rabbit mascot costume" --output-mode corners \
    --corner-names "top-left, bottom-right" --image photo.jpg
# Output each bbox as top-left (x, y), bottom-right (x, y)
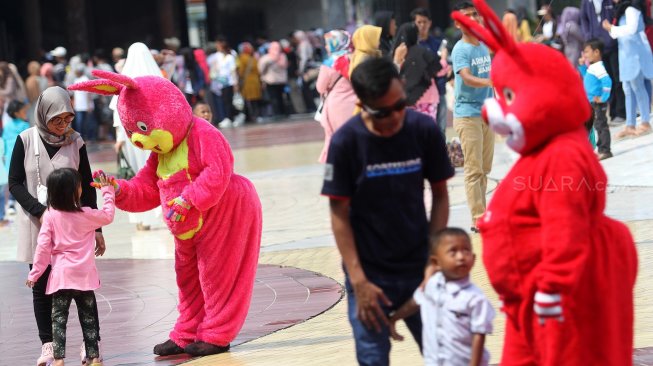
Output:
top-left (452, 1), bottom-right (637, 365)
top-left (69, 70), bottom-right (262, 357)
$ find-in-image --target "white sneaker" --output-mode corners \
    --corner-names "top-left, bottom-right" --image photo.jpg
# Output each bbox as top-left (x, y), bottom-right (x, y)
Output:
top-left (6, 206), bottom-right (16, 215)
top-left (218, 118), bottom-right (232, 128)
top-left (232, 113), bottom-right (246, 127)
top-left (36, 342), bottom-right (54, 366)
top-left (81, 341), bottom-right (103, 364)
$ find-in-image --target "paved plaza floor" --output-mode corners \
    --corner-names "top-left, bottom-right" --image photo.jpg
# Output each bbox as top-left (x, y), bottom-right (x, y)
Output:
top-left (1, 119), bottom-right (653, 365)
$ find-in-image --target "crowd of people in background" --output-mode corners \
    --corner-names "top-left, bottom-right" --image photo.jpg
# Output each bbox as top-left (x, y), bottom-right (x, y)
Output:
top-left (0, 1), bottom-right (649, 140)
top-left (1, 0), bottom-right (652, 365)
top-left (0, 1), bottom-right (650, 225)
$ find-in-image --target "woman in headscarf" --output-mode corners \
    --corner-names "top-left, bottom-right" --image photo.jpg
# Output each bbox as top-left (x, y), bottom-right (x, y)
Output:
top-left (316, 30), bottom-right (357, 163)
top-left (110, 42), bottom-right (164, 231)
top-left (392, 22), bottom-right (442, 121)
top-left (237, 42), bottom-right (263, 122)
top-left (322, 30), bottom-right (352, 68)
top-left (373, 11), bottom-right (397, 57)
top-left (560, 7), bottom-right (585, 66)
top-left (8, 86), bottom-right (104, 366)
top-left (258, 41), bottom-right (290, 118)
top-left (347, 25), bottom-right (383, 78)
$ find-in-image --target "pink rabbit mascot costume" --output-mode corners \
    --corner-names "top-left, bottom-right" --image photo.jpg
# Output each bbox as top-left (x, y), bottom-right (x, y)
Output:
top-left (69, 69), bottom-right (262, 357)
top-left (452, 1), bottom-right (637, 365)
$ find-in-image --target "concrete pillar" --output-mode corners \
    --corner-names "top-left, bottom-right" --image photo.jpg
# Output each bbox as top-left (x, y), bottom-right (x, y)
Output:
top-left (158, 0), bottom-right (178, 39)
top-left (430, 0), bottom-right (451, 30)
top-left (157, 0), bottom-right (189, 47)
top-left (322, 0), bottom-right (348, 29)
top-left (205, 0), bottom-right (221, 42)
top-left (22, 0), bottom-right (42, 60)
top-left (508, 0), bottom-right (537, 15)
top-left (65, 0), bottom-right (89, 56)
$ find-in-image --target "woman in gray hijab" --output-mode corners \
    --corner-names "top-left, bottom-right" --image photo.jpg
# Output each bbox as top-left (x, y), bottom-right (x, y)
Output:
top-left (7, 86), bottom-right (104, 366)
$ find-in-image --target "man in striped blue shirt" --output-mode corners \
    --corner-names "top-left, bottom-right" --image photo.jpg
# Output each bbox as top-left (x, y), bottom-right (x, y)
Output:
top-left (579, 38), bottom-right (613, 160)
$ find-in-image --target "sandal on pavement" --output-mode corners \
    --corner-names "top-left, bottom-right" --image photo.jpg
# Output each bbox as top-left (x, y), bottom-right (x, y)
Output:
top-left (614, 127), bottom-right (637, 140)
top-left (636, 123), bottom-right (652, 136)
top-left (81, 341), bottom-right (103, 365)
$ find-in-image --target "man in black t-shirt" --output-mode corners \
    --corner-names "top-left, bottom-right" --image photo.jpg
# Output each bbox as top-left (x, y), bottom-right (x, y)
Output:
top-left (321, 58), bottom-right (454, 365)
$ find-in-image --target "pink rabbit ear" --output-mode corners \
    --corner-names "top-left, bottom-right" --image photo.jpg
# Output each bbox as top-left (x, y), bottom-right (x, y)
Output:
top-left (473, 0), bottom-right (517, 53)
top-left (67, 79), bottom-right (124, 96)
top-left (452, 11), bottom-right (502, 52)
top-left (91, 69), bottom-right (138, 89)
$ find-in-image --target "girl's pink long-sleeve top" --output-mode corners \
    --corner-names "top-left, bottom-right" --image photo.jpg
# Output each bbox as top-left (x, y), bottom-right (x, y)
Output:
top-left (27, 186), bottom-right (115, 295)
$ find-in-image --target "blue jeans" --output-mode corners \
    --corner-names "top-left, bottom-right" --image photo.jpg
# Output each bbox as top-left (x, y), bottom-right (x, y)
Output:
top-left (211, 91), bottom-right (226, 123)
top-left (623, 73), bottom-right (650, 127)
top-left (345, 274), bottom-right (423, 366)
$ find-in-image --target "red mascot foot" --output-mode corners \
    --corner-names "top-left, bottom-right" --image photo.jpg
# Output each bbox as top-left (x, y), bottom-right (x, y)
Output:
top-left (153, 339), bottom-right (185, 356)
top-left (184, 341), bottom-right (230, 356)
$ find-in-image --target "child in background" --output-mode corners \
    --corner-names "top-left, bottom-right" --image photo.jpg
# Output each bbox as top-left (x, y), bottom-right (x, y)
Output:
top-left (2, 100), bottom-right (29, 216)
top-left (579, 39), bottom-right (612, 159)
top-left (26, 168), bottom-right (116, 366)
top-left (192, 101), bottom-right (213, 123)
top-left (389, 228), bottom-right (495, 366)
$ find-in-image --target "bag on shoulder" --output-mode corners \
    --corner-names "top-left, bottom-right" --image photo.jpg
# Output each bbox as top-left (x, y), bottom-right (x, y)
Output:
top-left (33, 128), bottom-right (48, 205)
top-left (314, 74), bottom-right (343, 122)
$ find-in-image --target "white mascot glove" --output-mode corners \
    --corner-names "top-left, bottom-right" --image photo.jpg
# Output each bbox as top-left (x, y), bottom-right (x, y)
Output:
top-left (534, 291), bottom-right (564, 325)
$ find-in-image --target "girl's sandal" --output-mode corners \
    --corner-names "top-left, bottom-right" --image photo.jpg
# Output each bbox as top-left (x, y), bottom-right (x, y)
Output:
top-left (636, 123), bottom-right (652, 136)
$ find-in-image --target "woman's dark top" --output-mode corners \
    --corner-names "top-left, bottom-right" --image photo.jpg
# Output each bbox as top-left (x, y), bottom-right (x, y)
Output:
top-left (8, 136), bottom-right (99, 224)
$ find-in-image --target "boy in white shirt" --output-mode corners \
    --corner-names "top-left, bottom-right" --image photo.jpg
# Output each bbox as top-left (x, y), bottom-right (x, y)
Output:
top-left (389, 228), bottom-right (495, 366)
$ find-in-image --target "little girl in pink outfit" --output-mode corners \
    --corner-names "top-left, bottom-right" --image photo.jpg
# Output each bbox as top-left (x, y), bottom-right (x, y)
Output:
top-left (27, 168), bottom-right (115, 366)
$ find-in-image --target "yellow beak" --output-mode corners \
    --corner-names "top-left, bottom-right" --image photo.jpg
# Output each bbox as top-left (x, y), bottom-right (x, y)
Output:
top-left (130, 129), bottom-right (174, 153)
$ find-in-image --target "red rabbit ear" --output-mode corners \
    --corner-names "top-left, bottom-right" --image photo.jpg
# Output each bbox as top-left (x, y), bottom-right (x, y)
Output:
top-left (452, 10), bottom-right (502, 52)
top-left (67, 79), bottom-right (124, 96)
top-left (91, 69), bottom-right (138, 89)
top-left (451, 0), bottom-right (518, 54)
top-left (473, 0), bottom-right (517, 53)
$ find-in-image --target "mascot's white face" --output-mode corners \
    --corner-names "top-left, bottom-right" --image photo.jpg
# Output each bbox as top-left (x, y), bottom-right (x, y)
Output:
top-left (482, 98), bottom-right (525, 153)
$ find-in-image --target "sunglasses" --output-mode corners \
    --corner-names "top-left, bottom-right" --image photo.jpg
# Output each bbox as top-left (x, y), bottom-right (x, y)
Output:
top-left (362, 98), bottom-right (407, 119)
top-left (49, 115), bottom-right (75, 127)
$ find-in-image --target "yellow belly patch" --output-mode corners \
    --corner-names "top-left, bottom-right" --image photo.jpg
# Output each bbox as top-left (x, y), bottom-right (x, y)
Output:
top-left (157, 138), bottom-right (190, 179)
